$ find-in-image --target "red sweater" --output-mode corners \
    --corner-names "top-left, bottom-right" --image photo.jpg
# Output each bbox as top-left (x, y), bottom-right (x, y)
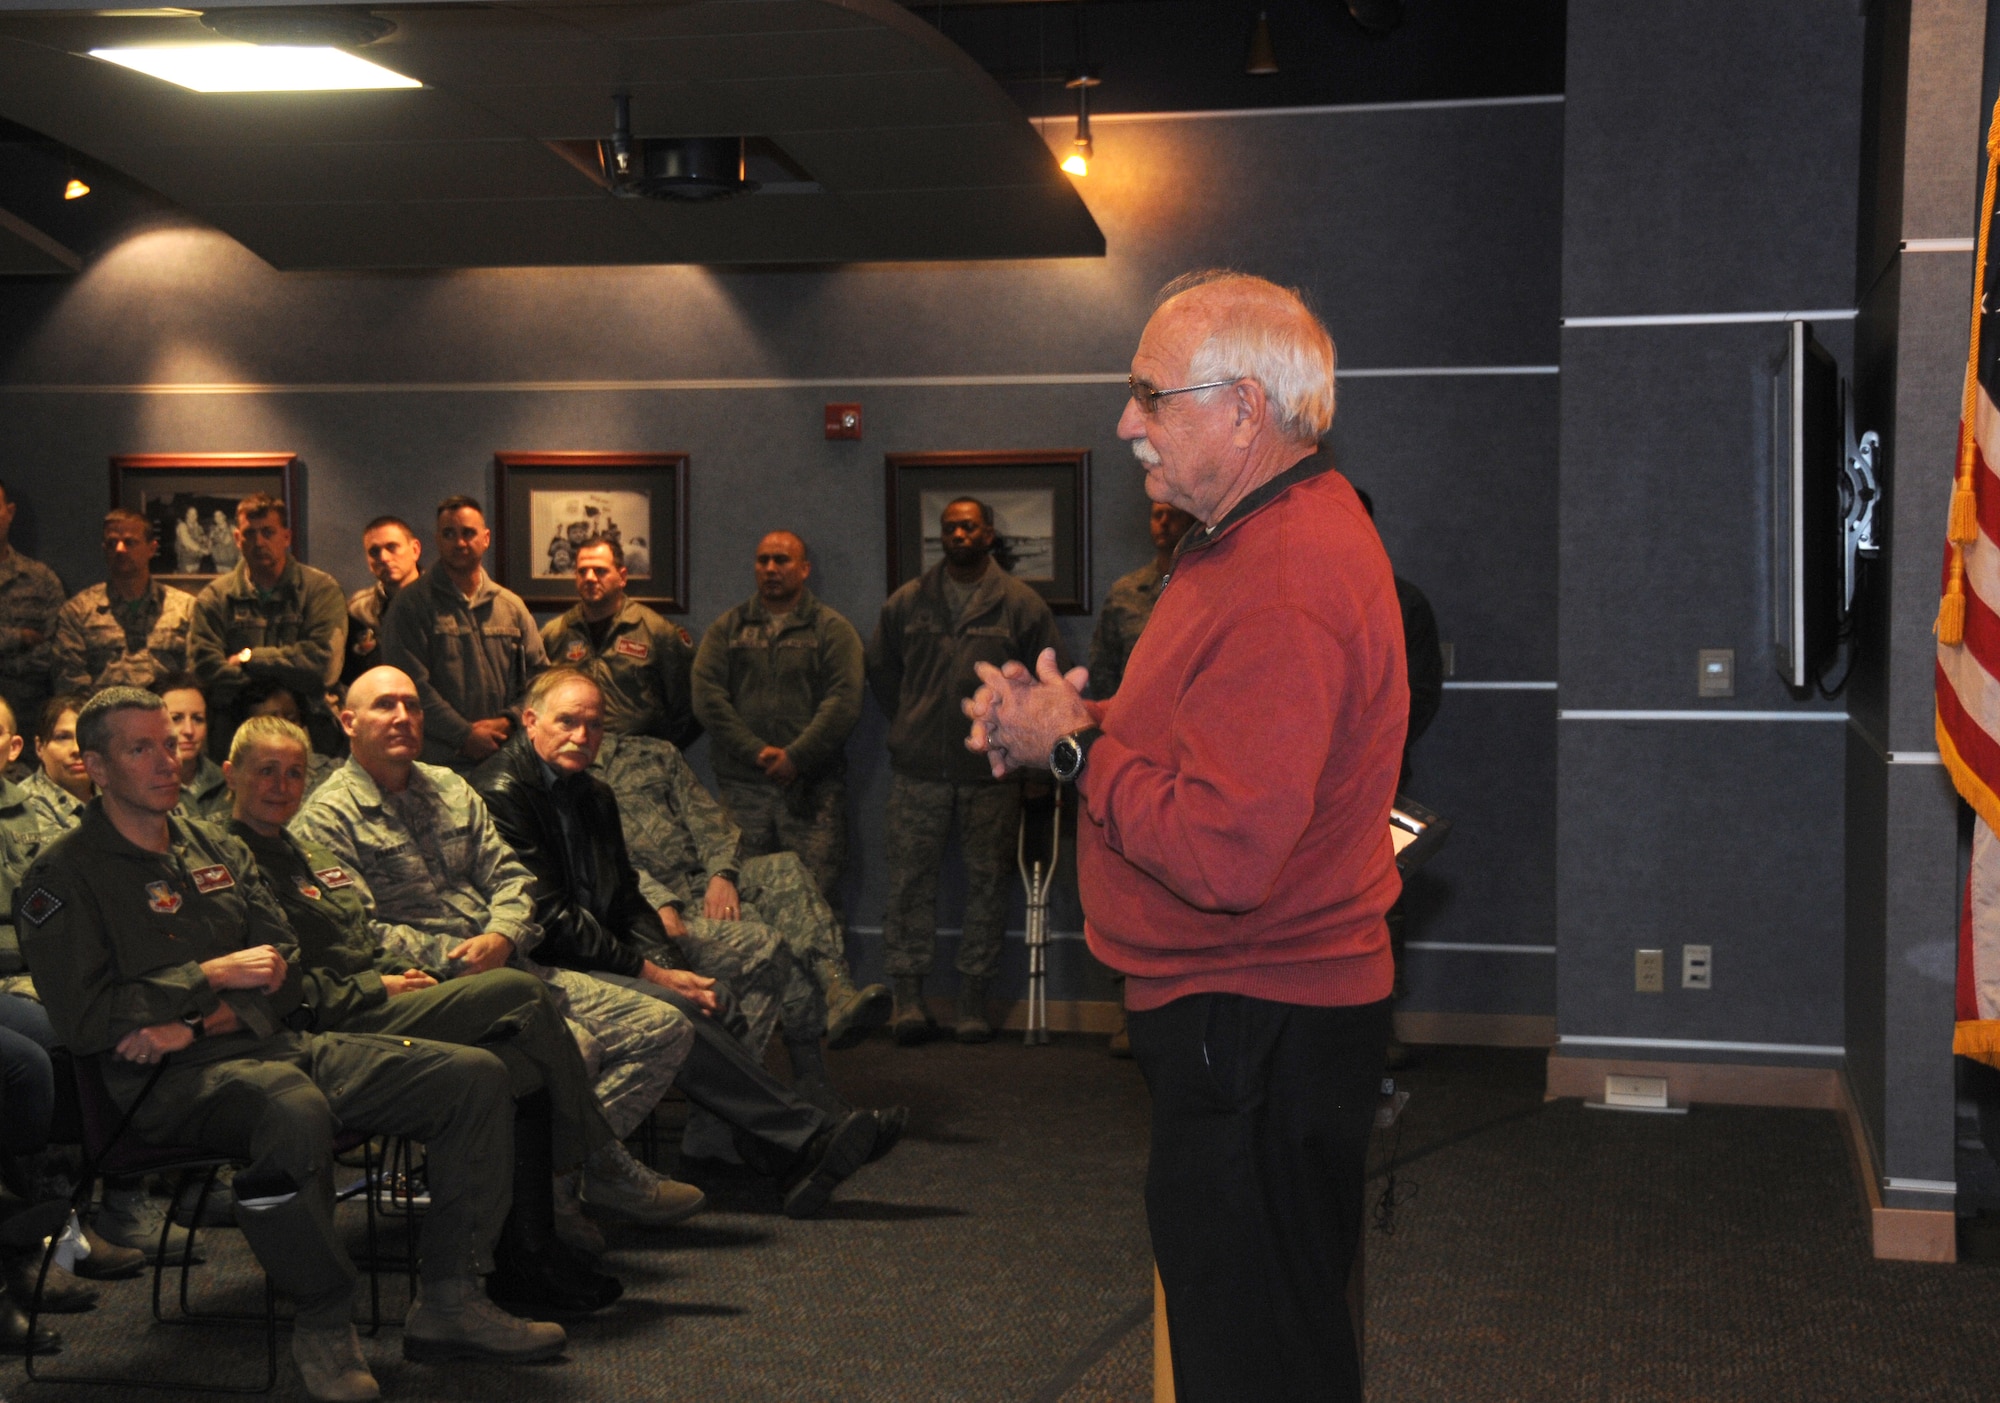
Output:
top-left (1078, 457), bottom-right (1406, 1011)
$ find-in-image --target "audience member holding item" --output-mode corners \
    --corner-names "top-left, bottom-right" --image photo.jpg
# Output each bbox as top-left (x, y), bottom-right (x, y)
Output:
top-left (964, 270), bottom-right (1405, 1403)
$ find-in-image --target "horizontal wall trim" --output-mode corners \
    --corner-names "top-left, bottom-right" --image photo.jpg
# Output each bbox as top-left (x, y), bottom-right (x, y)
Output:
top-left (1902, 237), bottom-right (1974, 253)
top-left (1559, 709), bottom-right (1848, 722)
top-left (1847, 716), bottom-right (1944, 765)
top-left (1884, 1177), bottom-right (1957, 1195)
top-left (0, 366), bottom-right (1557, 396)
top-left (1406, 941), bottom-right (1556, 955)
top-left (1562, 309), bottom-right (1859, 328)
top-left (1559, 1035), bottom-right (1844, 1057)
top-left (1031, 93), bottom-right (1564, 126)
top-left (1441, 680), bottom-right (1557, 691)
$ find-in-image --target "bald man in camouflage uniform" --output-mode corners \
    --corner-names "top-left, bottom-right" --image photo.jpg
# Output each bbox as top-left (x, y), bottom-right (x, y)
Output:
top-left (0, 481), bottom-right (66, 736)
top-left (292, 682), bottom-right (687, 1144)
top-left (589, 730), bottom-right (887, 1053)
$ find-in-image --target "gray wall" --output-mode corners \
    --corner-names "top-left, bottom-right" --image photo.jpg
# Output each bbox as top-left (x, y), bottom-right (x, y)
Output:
top-left (1845, 0), bottom-right (1985, 1206)
top-left (0, 99), bottom-right (1564, 1005)
top-left (1555, 4), bottom-right (1866, 1062)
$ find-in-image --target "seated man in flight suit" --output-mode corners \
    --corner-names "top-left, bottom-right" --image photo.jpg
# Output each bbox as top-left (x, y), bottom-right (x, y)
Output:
top-left (15, 687), bottom-right (565, 1403)
top-left (222, 713), bottom-right (702, 1312)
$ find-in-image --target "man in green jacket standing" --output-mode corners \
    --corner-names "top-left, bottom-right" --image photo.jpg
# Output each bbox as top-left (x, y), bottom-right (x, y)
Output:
top-left (692, 531), bottom-right (863, 917)
top-left (188, 494), bottom-right (347, 759)
top-left (541, 539), bottom-right (699, 749)
top-left (866, 498), bottom-right (1064, 1045)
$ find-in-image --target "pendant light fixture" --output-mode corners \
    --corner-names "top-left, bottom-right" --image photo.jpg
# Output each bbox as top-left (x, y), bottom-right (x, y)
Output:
top-left (1062, 70), bottom-right (1099, 177)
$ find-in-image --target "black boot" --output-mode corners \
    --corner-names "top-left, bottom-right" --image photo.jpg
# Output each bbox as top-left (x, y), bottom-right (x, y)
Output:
top-left (486, 1091), bottom-right (622, 1317)
top-left (0, 1277), bottom-right (61, 1355)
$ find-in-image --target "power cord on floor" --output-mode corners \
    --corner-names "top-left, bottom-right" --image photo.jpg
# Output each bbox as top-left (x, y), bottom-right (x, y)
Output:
top-left (1371, 1077), bottom-right (1417, 1235)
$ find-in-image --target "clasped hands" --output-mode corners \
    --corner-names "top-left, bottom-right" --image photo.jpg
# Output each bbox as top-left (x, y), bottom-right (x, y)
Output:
top-left (118, 942), bottom-right (291, 1063)
top-left (962, 648), bottom-right (1093, 778)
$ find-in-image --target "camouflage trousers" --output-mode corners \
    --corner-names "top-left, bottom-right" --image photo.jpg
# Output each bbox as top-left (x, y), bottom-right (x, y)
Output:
top-left (719, 774), bottom-right (848, 917)
top-left (882, 775), bottom-right (1022, 981)
top-left (674, 910), bottom-right (822, 1055)
top-left (537, 965), bottom-right (693, 1140)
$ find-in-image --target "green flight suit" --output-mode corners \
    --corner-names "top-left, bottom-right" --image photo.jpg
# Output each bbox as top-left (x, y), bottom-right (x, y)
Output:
top-left (232, 820), bottom-right (614, 1171)
top-left (17, 806), bottom-right (513, 1329)
top-left (692, 588), bottom-right (863, 912)
top-left (189, 557), bottom-right (349, 720)
top-left (542, 597), bottom-right (700, 749)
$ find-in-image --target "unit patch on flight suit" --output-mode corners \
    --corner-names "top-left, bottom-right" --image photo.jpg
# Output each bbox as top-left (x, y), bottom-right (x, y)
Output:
top-left (146, 881), bottom-right (183, 914)
top-left (293, 876), bottom-right (323, 901)
top-left (19, 888), bottom-right (62, 926)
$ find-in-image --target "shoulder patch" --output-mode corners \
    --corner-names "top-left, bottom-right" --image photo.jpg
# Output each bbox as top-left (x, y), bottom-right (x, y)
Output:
top-left (675, 624), bottom-right (693, 648)
top-left (314, 866), bottom-right (355, 890)
top-left (189, 864), bottom-right (235, 894)
top-left (146, 880), bottom-right (183, 914)
top-left (565, 640), bottom-right (589, 663)
top-left (19, 887), bottom-right (61, 926)
top-left (615, 637), bottom-right (650, 661)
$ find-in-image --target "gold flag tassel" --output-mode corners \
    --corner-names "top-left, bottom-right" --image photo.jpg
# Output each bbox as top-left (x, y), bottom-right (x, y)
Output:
top-left (1940, 104), bottom-right (2000, 646)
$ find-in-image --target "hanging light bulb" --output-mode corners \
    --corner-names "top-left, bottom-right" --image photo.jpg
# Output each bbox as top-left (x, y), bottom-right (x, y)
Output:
top-left (1063, 70), bottom-right (1099, 177)
top-left (1245, 11), bottom-right (1278, 75)
top-left (63, 177), bottom-right (90, 200)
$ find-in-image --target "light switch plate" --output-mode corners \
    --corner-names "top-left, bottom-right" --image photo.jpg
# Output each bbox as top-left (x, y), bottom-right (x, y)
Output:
top-left (1698, 648), bottom-right (1735, 698)
top-left (1683, 944), bottom-right (1712, 989)
top-left (1636, 949), bottom-right (1664, 993)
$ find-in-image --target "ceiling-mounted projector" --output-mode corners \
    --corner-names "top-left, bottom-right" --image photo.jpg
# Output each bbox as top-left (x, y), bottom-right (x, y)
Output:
top-left (599, 95), bottom-right (758, 202)
top-left (199, 7), bottom-right (397, 47)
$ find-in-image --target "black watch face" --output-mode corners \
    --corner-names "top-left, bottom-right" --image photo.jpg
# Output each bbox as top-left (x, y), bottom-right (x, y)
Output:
top-left (1053, 736), bottom-right (1080, 777)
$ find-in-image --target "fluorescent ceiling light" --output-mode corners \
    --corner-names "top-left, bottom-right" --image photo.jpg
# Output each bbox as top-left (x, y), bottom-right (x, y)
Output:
top-left (88, 42), bottom-right (420, 92)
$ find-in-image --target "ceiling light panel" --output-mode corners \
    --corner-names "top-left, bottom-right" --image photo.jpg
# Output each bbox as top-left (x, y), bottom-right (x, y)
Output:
top-left (88, 42), bottom-right (421, 93)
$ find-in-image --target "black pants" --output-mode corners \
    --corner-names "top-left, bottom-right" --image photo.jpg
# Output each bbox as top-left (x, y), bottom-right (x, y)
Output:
top-left (1129, 993), bottom-right (1388, 1403)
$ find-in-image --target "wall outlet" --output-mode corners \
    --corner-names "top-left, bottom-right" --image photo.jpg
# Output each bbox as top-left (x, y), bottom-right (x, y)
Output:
top-left (1605, 1074), bottom-right (1670, 1108)
top-left (1682, 944), bottom-right (1712, 989)
top-left (1697, 648), bottom-right (1735, 698)
top-left (1635, 949), bottom-right (1664, 993)
top-left (1439, 640), bottom-right (1455, 677)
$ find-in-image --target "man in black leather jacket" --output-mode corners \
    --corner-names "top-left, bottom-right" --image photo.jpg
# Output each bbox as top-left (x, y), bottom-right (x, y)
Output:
top-left (471, 667), bottom-right (904, 1216)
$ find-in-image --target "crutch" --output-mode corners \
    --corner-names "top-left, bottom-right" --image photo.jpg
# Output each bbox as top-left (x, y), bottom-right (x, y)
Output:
top-left (1017, 783), bottom-right (1062, 1045)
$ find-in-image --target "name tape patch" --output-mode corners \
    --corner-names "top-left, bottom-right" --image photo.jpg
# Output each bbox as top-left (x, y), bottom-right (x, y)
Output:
top-left (314, 867), bottom-right (355, 890)
top-left (614, 638), bottom-right (650, 661)
top-left (19, 888), bottom-right (61, 927)
top-left (189, 865), bottom-right (235, 894)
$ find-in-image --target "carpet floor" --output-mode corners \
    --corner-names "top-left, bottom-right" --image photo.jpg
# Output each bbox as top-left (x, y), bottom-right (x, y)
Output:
top-left (12, 1040), bottom-right (2000, 1402)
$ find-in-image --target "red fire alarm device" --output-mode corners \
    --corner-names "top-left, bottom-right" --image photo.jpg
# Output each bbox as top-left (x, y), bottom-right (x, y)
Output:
top-left (824, 403), bottom-right (862, 440)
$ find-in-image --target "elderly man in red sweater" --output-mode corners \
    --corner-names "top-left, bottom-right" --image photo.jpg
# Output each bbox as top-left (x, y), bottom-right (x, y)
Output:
top-left (965, 270), bottom-right (1406, 1403)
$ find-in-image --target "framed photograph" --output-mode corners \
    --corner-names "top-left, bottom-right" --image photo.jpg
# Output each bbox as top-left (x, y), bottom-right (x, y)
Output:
top-left (884, 450), bottom-right (1092, 613)
top-left (109, 453), bottom-right (302, 591)
top-left (492, 452), bottom-right (689, 613)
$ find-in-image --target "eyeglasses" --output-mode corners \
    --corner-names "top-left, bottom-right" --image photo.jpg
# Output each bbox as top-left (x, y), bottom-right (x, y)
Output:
top-left (1127, 374), bottom-right (1239, 415)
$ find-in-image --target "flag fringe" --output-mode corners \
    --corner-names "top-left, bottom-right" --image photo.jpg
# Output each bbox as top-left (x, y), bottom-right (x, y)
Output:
top-left (1956, 1019), bottom-right (2000, 1070)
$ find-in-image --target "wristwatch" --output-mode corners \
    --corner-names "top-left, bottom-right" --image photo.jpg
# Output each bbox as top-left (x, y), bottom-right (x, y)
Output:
top-left (1049, 726), bottom-right (1102, 783)
top-left (180, 1011), bottom-right (207, 1041)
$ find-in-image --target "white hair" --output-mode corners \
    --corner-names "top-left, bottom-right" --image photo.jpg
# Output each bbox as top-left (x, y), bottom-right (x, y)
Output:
top-left (1157, 271), bottom-right (1337, 441)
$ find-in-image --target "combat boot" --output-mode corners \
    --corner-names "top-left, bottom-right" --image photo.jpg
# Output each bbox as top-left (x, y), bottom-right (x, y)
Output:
top-left (95, 1182), bottom-right (201, 1265)
top-left (402, 1277), bottom-right (566, 1363)
top-left (578, 1141), bottom-right (707, 1227)
top-left (955, 976), bottom-right (994, 1044)
top-left (822, 972), bottom-right (893, 1051)
top-left (890, 976), bottom-right (931, 1046)
top-left (549, 1173), bottom-right (605, 1255)
top-left (291, 1322), bottom-right (379, 1402)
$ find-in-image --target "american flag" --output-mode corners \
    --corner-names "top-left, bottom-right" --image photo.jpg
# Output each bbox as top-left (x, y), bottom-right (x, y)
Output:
top-left (1939, 103), bottom-right (2000, 1068)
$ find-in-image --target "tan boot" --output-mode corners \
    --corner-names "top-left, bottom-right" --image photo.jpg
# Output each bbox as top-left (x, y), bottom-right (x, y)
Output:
top-left (578, 1143), bottom-right (706, 1227)
top-left (823, 975), bottom-right (894, 1050)
top-left (954, 976), bottom-right (993, 1044)
top-left (891, 976), bottom-right (931, 1046)
top-left (292, 1323), bottom-right (380, 1402)
top-left (403, 1277), bottom-right (567, 1363)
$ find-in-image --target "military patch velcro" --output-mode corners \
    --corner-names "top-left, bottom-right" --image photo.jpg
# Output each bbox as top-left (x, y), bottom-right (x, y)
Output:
top-left (19, 888), bottom-right (62, 926)
top-left (189, 864), bottom-right (235, 894)
top-left (614, 638), bottom-right (650, 661)
top-left (314, 867), bottom-right (355, 890)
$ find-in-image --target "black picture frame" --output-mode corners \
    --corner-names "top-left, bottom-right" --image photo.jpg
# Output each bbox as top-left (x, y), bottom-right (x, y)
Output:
top-left (492, 452), bottom-right (690, 613)
top-left (884, 450), bottom-right (1092, 614)
top-left (109, 452), bottom-right (303, 592)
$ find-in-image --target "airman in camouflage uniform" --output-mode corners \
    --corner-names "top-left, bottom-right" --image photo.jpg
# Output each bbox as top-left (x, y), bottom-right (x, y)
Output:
top-left (51, 509), bottom-right (196, 695)
top-left (18, 768), bottom-right (85, 842)
top-left (180, 753), bottom-right (232, 820)
top-left (591, 730), bottom-right (887, 1049)
top-left (867, 497), bottom-right (1065, 1043)
top-left (1086, 503), bottom-right (1199, 701)
top-left (0, 481), bottom-right (68, 732)
top-left (293, 756), bottom-right (687, 1139)
top-left (342, 516), bottom-right (424, 688)
top-left (187, 498), bottom-right (347, 756)
top-left (692, 532), bottom-right (864, 915)
top-left (540, 540), bottom-right (700, 749)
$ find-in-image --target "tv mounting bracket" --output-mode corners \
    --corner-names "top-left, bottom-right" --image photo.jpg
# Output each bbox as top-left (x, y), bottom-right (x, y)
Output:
top-left (1840, 378), bottom-right (1881, 619)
